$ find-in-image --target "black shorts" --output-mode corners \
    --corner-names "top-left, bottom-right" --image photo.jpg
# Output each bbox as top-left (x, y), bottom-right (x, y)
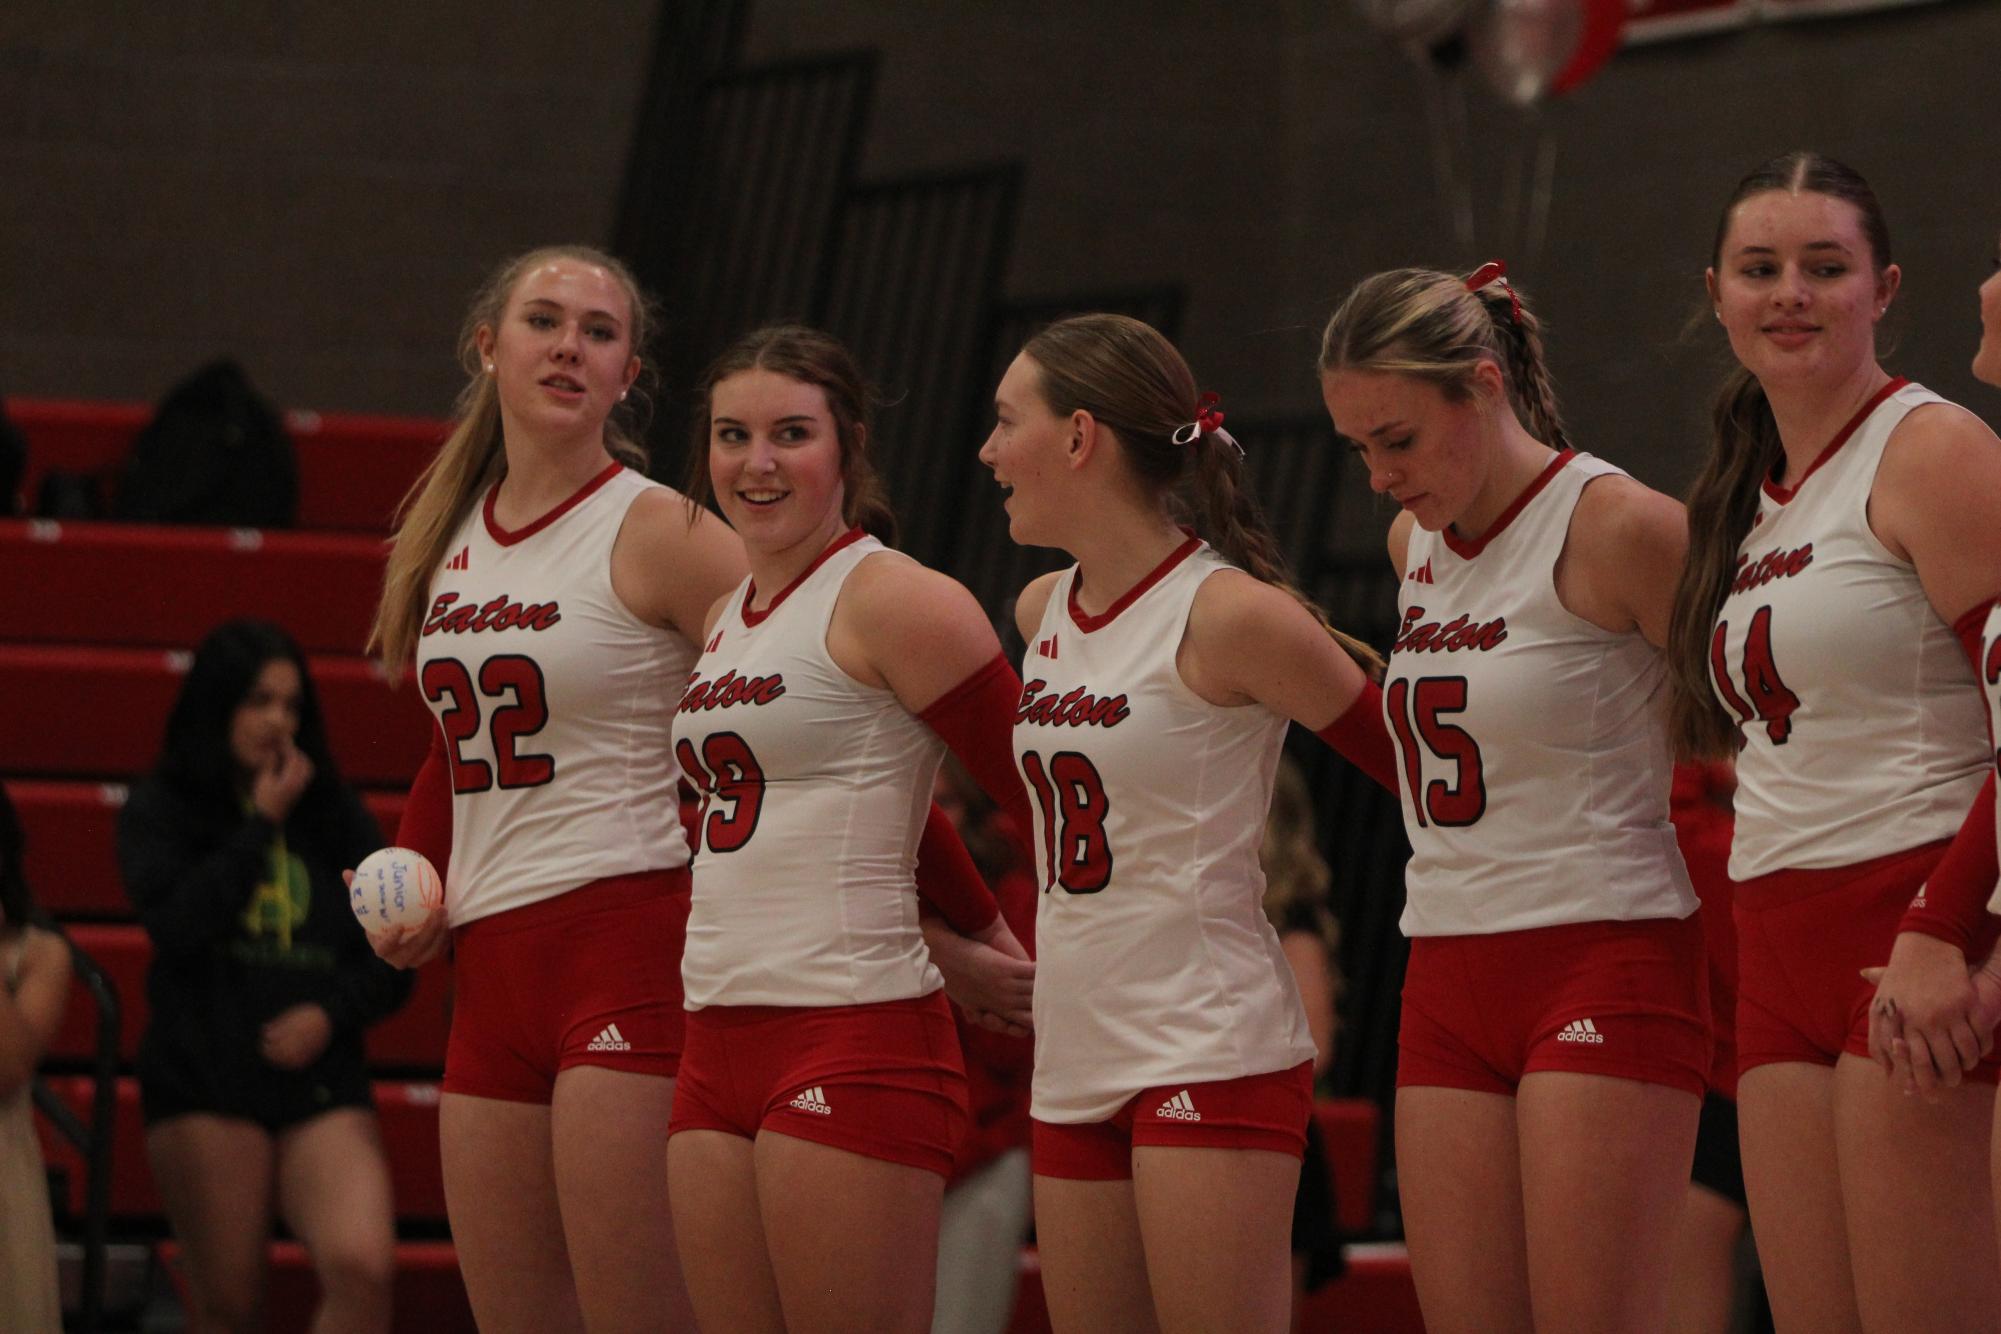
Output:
top-left (1689, 1092), bottom-right (1745, 1208)
top-left (138, 1041), bottom-right (374, 1134)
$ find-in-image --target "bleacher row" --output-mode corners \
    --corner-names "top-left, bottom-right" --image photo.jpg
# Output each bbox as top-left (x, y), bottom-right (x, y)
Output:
top-left (5, 398), bottom-right (1422, 1333)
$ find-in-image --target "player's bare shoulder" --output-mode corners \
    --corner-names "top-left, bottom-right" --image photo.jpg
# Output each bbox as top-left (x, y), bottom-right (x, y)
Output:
top-left (1387, 510), bottom-right (1418, 578)
top-left (1012, 570), bottom-right (1065, 644)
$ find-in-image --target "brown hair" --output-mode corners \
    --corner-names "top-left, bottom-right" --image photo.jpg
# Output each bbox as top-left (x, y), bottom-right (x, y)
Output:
top-left (1665, 152), bottom-right (1893, 758)
top-left (369, 245), bottom-right (656, 670)
top-left (1317, 266), bottom-right (1570, 454)
top-left (1022, 314), bottom-right (1382, 676)
top-left (684, 324), bottom-right (897, 545)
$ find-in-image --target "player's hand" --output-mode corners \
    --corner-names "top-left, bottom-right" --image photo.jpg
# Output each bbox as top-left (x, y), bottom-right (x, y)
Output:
top-left (348, 869), bottom-right (449, 969)
top-left (922, 916), bottom-right (1034, 1036)
top-left (260, 1003), bottom-right (333, 1070)
top-left (1863, 931), bottom-right (1990, 1098)
top-left (251, 742), bottom-right (314, 824)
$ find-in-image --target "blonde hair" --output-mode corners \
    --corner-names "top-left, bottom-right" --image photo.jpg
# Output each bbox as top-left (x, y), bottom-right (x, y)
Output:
top-left (1317, 266), bottom-right (1570, 454)
top-left (1023, 314), bottom-right (1382, 677)
top-left (370, 245), bottom-right (655, 670)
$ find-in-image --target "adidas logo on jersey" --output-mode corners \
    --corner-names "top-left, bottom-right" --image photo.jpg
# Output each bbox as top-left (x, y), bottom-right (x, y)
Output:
top-left (788, 1086), bottom-right (833, 1116)
top-left (1035, 634), bottom-right (1060, 659)
top-left (1157, 1090), bottom-right (1202, 1122)
top-left (446, 545), bottom-right (471, 572)
top-left (1407, 559), bottom-right (1434, 584)
top-left (1556, 1018), bottom-right (1605, 1045)
top-left (705, 629), bottom-right (723, 654)
top-left (585, 1023), bottom-right (632, 1052)
top-left (1911, 886), bottom-right (1929, 909)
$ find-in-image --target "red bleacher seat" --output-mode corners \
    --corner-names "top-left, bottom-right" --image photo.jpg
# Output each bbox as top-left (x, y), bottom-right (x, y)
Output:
top-left (9, 779), bottom-right (131, 917)
top-left (160, 1239), bottom-right (475, 1334)
top-left (48, 924), bottom-right (448, 1073)
top-left (366, 956), bottom-right (452, 1072)
top-left (1300, 1243), bottom-right (1424, 1333)
top-left (11, 782), bottom-right (405, 921)
top-left (0, 520), bottom-right (386, 653)
top-left (1316, 1097), bottom-right (1381, 1235)
top-left (9, 398), bottom-right (443, 531)
top-left (36, 1075), bottom-right (445, 1222)
top-left (49, 923), bottom-right (148, 1062)
top-left (0, 645), bottom-right (429, 785)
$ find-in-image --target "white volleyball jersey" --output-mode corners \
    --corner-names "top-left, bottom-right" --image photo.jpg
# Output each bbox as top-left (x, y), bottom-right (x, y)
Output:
top-left (673, 529), bottom-right (946, 1009)
top-left (1015, 538), bottom-right (1315, 1123)
top-left (417, 464), bottom-right (697, 927)
top-left (1389, 451), bottom-right (1694, 937)
top-left (1713, 380), bottom-right (1987, 880)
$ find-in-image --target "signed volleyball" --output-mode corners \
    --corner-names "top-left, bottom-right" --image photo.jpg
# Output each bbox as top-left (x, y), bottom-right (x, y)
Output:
top-left (350, 846), bottom-right (443, 931)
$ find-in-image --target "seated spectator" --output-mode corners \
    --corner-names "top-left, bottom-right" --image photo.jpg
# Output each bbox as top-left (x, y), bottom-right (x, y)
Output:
top-left (0, 784), bottom-right (68, 1333)
top-left (1260, 755), bottom-right (1346, 1330)
top-left (117, 620), bottom-right (410, 1334)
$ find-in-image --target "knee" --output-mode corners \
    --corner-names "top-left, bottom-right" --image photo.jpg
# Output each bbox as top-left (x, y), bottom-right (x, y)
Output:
top-left (314, 1234), bottom-right (397, 1303)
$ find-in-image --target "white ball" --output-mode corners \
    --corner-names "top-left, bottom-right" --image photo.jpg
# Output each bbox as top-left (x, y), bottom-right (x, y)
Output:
top-left (350, 847), bottom-right (443, 932)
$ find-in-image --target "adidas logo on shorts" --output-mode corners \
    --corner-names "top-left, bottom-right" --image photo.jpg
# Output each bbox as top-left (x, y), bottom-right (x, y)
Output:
top-left (788, 1086), bottom-right (833, 1116)
top-left (1556, 1018), bottom-right (1606, 1045)
top-left (1157, 1090), bottom-right (1202, 1122)
top-left (585, 1023), bottom-right (632, 1052)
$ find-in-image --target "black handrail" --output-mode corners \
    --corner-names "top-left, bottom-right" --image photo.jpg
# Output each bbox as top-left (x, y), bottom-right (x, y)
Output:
top-left (30, 932), bottom-right (120, 1334)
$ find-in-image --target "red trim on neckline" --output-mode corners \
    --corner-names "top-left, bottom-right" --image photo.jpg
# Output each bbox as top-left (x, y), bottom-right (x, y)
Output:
top-left (1442, 449), bottom-right (1576, 560)
top-left (1762, 377), bottom-right (1908, 505)
top-left (482, 461), bottom-right (624, 547)
top-left (1068, 533), bottom-right (1204, 633)
top-left (742, 527), bottom-right (867, 627)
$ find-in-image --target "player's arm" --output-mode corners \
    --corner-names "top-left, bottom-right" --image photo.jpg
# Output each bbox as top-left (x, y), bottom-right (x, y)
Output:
top-left (1871, 403), bottom-right (2001, 627)
top-left (0, 926), bottom-right (72, 1100)
top-left (1179, 571), bottom-right (1394, 790)
top-left (1556, 475), bottom-right (1688, 648)
top-left (327, 790), bottom-right (415, 1032)
top-left (609, 486), bottom-right (751, 641)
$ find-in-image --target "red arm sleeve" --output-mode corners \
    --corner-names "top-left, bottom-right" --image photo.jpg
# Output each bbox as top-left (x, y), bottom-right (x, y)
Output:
top-left (918, 653), bottom-right (1036, 867)
top-left (1899, 772), bottom-right (2000, 959)
top-left (1313, 679), bottom-right (1398, 794)
top-left (393, 725), bottom-right (453, 886)
top-left (914, 802), bottom-right (1000, 936)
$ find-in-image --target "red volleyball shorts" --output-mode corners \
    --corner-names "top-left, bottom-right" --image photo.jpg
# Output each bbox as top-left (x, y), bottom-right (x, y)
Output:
top-left (442, 868), bottom-right (690, 1103)
top-left (1030, 1061), bottom-right (1314, 1181)
top-left (1734, 839), bottom-right (2001, 1083)
top-left (668, 990), bottom-right (970, 1179)
top-left (1397, 913), bottom-right (1710, 1098)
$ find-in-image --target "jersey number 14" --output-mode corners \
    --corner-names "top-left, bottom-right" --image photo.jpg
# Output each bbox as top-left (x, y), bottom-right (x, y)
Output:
top-left (1711, 606), bottom-right (1801, 745)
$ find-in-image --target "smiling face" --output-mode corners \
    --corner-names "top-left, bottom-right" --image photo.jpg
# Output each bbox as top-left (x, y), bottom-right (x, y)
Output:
top-left (1707, 189), bottom-right (1897, 394)
top-left (477, 258), bottom-right (639, 444)
top-left (229, 657), bottom-right (302, 775)
top-left (978, 353), bottom-right (1079, 547)
top-left (1320, 366), bottom-right (1493, 533)
top-left (708, 367), bottom-right (848, 556)
top-left (1976, 234), bottom-right (2001, 388)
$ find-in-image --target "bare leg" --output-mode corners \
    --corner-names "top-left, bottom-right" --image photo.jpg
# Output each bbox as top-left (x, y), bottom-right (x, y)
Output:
top-left (754, 1130), bottom-right (945, 1333)
top-left (1666, 1184), bottom-right (1748, 1334)
top-left (1131, 1145), bottom-right (1295, 1334)
top-left (1394, 1086), bottom-right (1531, 1334)
top-left (1033, 1174), bottom-right (1159, 1334)
top-left (1516, 1072), bottom-right (1699, 1333)
top-left (273, 1108), bottom-right (395, 1334)
top-left (439, 1092), bottom-right (583, 1334)
top-left (146, 1115), bottom-right (276, 1334)
top-left (1833, 1054), bottom-right (2001, 1333)
top-left (667, 1129), bottom-right (785, 1334)
top-left (550, 1067), bottom-right (693, 1332)
top-left (1737, 1062), bottom-right (1860, 1333)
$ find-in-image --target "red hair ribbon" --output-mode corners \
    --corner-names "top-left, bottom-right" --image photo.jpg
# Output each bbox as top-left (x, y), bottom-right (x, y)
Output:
top-left (1172, 391), bottom-right (1244, 457)
top-left (1465, 260), bottom-right (1521, 326)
